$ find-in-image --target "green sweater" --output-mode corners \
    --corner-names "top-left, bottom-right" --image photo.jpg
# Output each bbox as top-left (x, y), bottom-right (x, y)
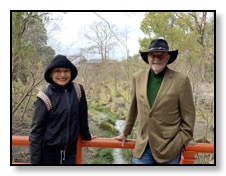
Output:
top-left (147, 67), bottom-right (166, 108)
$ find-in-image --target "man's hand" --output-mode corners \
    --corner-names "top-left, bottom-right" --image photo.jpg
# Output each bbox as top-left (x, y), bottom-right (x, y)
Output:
top-left (113, 133), bottom-right (127, 147)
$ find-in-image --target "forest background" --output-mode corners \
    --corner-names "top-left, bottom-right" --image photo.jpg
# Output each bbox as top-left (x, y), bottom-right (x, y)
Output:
top-left (11, 11), bottom-right (215, 164)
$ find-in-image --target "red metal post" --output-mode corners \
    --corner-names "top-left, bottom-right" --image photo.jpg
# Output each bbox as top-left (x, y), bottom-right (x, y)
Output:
top-left (76, 135), bottom-right (83, 164)
top-left (181, 151), bottom-right (196, 164)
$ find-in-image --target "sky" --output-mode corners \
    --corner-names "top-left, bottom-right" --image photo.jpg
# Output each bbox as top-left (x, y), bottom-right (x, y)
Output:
top-left (46, 12), bottom-right (146, 60)
top-left (0, 1), bottom-right (222, 176)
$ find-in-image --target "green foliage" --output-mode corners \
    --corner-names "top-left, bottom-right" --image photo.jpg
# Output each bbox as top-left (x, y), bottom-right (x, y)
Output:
top-left (88, 103), bottom-right (120, 120)
top-left (99, 121), bottom-right (114, 131)
top-left (12, 12), bottom-right (56, 132)
top-left (90, 148), bottom-right (114, 164)
top-left (88, 103), bottom-right (120, 137)
top-left (196, 111), bottom-right (214, 122)
top-left (12, 12), bottom-right (55, 82)
top-left (138, 37), bottom-right (152, 51)
top-left (121, 149), bottom-right (133, 164)
top-left (140, 12), bottom-right (200, 52)
top-left (106, 118), bottom-right (116, 126)
top-left (140, 12), bottom-right (175, 37)
top-left (139, 12), bottom-right (214, 82)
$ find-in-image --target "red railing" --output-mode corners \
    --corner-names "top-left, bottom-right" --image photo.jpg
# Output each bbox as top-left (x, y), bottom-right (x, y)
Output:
top-left (12, 135), bottom-right (214, 164)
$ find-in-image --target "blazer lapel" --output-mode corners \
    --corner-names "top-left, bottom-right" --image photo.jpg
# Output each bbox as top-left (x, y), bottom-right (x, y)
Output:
top-left (144, 68), bottom-right (152, 110)
top-left (151, 68), bottom-right (173, 112)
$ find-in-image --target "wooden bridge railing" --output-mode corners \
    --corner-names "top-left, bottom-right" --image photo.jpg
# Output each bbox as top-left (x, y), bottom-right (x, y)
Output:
top-left (12, 135), bottom-right (214, 164)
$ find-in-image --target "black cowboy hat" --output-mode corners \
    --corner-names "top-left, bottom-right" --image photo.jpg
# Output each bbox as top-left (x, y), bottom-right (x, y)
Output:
top-left (140, 39), bottom-right (178, 64)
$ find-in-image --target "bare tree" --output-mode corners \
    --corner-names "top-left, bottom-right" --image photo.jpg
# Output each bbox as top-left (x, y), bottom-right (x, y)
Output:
top-left (80, 21), bottom-right (119, 61)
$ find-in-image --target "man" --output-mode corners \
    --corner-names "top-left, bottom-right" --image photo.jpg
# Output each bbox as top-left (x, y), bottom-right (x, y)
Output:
top-left (30, 54), bottom-right (96, 165)
top-left (114, 39), bottom-right (196, 164)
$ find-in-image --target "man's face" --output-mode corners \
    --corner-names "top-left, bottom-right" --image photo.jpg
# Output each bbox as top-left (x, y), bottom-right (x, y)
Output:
top-left (148, 52), bottom-right (170, 74)
top-left (50, 67), bottom-right (71, 86)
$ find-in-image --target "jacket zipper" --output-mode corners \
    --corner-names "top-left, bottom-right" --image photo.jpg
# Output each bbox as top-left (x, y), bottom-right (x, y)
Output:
top-left (63, 89), bottom-right (71, 162)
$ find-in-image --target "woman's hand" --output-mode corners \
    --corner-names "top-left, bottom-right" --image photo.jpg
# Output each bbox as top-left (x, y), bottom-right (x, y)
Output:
top-left (91, 135), bottom-right (97, 140)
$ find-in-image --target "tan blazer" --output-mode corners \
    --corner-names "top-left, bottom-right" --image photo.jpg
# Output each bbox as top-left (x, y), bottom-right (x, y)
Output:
top-left (123, 67), bottom-right (196, 163)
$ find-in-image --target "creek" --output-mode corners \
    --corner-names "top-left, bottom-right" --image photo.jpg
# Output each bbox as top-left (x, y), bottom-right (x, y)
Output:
top-left (113, 119), bottom-right (128, 164)
top-left (91, 111), bottom-right (128, 164)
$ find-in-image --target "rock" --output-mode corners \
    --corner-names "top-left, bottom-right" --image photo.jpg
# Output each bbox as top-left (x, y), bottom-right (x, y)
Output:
top-left (116, 102), bottom-right (125, 108)
top-left (111, 102), bottom-right (126, 112)
top-left (99, 121), bottom-right (114, 131)
top-left (118, 108), bottom-right (125, 116)
top-left (107, 96), bottom-right (112, 102)
top-left (111, 104), bottom-right (118, 112)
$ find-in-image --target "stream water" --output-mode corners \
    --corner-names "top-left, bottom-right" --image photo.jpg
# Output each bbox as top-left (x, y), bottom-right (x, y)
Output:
top-left (113, 120), bottom-right (128, 164)
top-left (115, 120), bottom-right (125, 133)
top-left (93, 111), bottom-right (128, 164)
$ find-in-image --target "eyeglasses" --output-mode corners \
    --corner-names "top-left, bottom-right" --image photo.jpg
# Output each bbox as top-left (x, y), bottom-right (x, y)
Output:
top-left (148, 53), bottom-right (168, 59)
top-left (52, 68), bottom-right (71, 75)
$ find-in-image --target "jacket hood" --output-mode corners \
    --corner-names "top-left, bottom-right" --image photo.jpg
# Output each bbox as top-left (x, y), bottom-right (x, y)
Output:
top-left (44, 54), bottom-right (78, 83)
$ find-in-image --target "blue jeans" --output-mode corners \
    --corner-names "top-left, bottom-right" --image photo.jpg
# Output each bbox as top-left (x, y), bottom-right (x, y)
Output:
top-left (132, 144), bottom-right (181, 165)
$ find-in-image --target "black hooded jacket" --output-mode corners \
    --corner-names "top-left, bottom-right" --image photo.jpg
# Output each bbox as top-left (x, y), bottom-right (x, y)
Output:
top-left (30, 55), bottom-right (91, 164)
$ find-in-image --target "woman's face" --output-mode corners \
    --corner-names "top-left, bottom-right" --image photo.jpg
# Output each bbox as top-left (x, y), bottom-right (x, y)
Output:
top-left (50, 67), bottom-right (71, 86)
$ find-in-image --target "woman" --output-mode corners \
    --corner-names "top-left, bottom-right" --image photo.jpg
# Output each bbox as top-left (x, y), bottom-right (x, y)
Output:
top-left (30, 54), bottom-right (95, 165)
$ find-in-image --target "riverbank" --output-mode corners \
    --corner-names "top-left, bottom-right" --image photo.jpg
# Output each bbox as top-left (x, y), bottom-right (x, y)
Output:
top-left (82, 103), bottom-right (130, 164)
